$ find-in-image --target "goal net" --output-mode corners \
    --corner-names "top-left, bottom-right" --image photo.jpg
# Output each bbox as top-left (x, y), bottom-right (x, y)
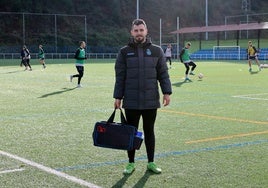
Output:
top-left (213, 46), bottom-right (241, 60)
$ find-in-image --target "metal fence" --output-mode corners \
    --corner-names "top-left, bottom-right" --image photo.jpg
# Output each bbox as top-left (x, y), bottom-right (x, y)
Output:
top-left (0, 12), bottom-right (87, 53)
top-left (0, 53), bottom-right (118, 60)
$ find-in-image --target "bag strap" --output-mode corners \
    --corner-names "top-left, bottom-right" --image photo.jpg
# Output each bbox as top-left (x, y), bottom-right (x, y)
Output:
top-left (107, 108), bottom-right (127, 124)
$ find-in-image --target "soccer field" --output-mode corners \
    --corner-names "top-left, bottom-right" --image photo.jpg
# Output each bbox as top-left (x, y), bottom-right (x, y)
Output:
top-left (0, 59), bottom-right (267, 188)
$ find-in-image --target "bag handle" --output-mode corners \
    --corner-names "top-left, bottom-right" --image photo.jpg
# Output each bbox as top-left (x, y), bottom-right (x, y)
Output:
top-left (107, 108), bottom-right (127, 124)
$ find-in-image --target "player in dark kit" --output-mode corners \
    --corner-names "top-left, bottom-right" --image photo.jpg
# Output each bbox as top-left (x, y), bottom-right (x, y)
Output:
top-left (20, 45), bottom-right (32, 71)
top-left (20, 46), bottom-right (27, 70)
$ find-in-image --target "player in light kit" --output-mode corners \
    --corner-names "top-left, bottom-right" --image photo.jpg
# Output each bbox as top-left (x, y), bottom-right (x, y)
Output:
top-left (164, 44), bottom-right (172, 69)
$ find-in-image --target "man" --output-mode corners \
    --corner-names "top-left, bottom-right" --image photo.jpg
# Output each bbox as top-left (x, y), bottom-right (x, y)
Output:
top-left (21, 45), bottom-right (32, 71)
top-left (20, 46), bottom-right (27, 70)
top-left (113, 19), bottom-right (172, 175)
top-left (38, 44), bottom-right (46, 69)
top-left (164, 44), bottom-right (172, 69)
top-left (179, 42), bottom-right (196, 82)
top-left (247, 41), bottom-right (261, 72)
top-left (70, 41), bottom-right (87, 88)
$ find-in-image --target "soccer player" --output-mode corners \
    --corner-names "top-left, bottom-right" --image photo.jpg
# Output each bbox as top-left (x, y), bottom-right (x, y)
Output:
top-left (164, 44), bottom-right (172, 69)
top-left (21, 45), bottom-right (32, 71)
top-left (20, 46), bottom-right (27, 70)
top-left (247, 41), bottom-right (261, 72)
top-left (113, 19), bottom-right (172, 175)
top-left (38, 45), bottom-right (46, 69)
top-left (70, 41), bottom-right (87, 88)
top-left (179, 42), bottom-right (196, 81)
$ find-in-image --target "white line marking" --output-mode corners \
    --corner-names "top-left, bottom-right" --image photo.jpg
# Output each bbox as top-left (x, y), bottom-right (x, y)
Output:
top-left (0, 150), bottom-right (101, 188)
top-left (0, 168), bottom-right (25, 174)
top-left (234, 96), bottom-right (268, 101)
top-left (233, 93), bottom-right (268, 96)
top-left (232, 93), bottom-right (268, 101)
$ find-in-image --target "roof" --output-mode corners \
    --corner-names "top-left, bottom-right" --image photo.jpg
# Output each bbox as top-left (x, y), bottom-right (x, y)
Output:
top-left (170, 22), bottom-right (268, 34)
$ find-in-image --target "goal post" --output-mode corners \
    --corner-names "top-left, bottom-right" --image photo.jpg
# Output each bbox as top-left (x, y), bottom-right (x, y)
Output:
top-left (213, 46), bottom-right (241, 60)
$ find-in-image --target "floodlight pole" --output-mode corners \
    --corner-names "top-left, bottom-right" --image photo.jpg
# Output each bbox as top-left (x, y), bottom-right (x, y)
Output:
top-left (177, 17), bottom-right (180, 59)
top-left (54, 15), bottom-right (57, 53)
top-left (205, 0), bottom-right (208, 40)
top-left (85, 16), bottom-right (87, 48)
top-left (136, 0), bottom-right (139, 19)
top-left (160, 18), bottom-right (162, 46)
top-left (224, 17), bottom-right (227, 40)
top-left (246, 14), bottom-right (249, 38)
top-left (22, 13), bottom-right (25, 45)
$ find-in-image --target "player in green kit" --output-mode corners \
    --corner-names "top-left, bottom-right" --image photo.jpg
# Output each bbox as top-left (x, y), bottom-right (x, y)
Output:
top-left (179, 42), bottom-right (197, 82)
top-left (70, 41), bottom-right (87, 88)
top-left (38, 45), bottom-right (46, 69)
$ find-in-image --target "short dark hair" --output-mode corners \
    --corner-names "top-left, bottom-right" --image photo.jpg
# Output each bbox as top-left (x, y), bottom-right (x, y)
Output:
top-left (132, 19), bottom-right (147, 29)
top-left (79, 41), bottom-right (85, 45)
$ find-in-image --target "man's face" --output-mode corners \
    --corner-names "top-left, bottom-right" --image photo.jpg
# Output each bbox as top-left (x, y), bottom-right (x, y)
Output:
top-left (81, 42), bottom-right (86, 48)
top-left (131, 24), bottom-right (148, 43)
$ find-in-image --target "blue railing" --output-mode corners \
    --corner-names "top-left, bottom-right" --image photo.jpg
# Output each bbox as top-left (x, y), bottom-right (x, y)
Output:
top-left (190, 48), bottom-right (268, 60)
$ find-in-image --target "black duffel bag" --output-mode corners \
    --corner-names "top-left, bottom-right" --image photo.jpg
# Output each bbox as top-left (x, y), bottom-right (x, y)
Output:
top-left (92, 109), bottom-right (143, 150)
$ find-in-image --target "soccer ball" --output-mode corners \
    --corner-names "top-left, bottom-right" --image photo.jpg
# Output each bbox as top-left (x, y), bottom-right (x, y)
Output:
top-left (198, 73), bottom-right (204, 79)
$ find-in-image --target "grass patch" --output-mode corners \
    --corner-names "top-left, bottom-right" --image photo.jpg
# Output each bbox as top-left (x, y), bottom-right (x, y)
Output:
top-left (0, 59), bottom-right (267, 187)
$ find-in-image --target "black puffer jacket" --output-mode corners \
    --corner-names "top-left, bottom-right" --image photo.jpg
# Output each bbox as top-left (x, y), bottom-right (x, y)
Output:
top-left (113, 38), bottom-right (172, 110)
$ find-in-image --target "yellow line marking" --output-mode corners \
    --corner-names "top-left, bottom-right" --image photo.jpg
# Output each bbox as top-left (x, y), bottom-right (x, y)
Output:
top-left (185, 130), bottom-right (268, 144)
top-left (160, 109), bottom-right (268, 144)
top-left (160, 109), bottom-right (268, 125)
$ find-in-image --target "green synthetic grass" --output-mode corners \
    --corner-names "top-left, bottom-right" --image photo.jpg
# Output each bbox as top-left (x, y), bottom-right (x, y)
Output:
top-left (0, 59), bottom-right (268, 188)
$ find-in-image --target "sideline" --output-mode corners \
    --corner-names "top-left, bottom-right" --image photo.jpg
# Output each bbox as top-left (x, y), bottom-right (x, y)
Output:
top-left (0, 150), bottom-right (101, 188)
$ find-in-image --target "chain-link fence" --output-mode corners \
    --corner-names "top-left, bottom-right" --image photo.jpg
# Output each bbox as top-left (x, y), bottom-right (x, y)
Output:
top-left (0, 12), bottom-right (87, 54)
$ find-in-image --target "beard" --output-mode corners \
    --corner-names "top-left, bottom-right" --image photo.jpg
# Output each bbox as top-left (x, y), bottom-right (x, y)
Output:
top-left (134, 35), bottom-right (145, 43)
